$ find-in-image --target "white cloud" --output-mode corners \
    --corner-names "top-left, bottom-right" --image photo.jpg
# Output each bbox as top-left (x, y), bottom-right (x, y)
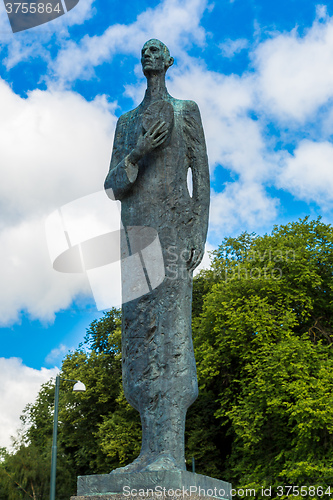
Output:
top-left (45, 344), bottom-right (70, 365)
top-left (0, 83), bottom-right (116, 222)
top-left (315, 4), bottom-right (328, 21)
top-left (220, 38), bottom-right (249, 58)
top-left (278, 140), bottom-right (333, 209)
top-left (253, 13), bottom-right (333, 122)
top-left (166, 63), bottom-right (281, 185)
top-left (48, 0), bottom-right (208, 85)
top-left (0, 80), bottom-right (118, 325)
top-left (0, 357), bottom-right (57, 449)
top-left (0, 217), bottom-right (88, 325)
top-left (210, 182), bottom-right (279, 236)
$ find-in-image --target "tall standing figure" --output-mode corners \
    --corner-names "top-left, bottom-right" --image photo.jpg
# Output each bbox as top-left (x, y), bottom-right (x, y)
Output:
top-left (105, 39), bottom-right (210, 473)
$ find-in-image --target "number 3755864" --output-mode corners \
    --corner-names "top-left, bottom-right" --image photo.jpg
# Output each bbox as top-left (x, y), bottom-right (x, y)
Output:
top-left (5, 3), bottom-right (61, 14)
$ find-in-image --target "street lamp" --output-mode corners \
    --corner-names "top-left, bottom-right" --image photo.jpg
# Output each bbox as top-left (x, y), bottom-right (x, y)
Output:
top-left (49, 375), bottom-right (86, 500)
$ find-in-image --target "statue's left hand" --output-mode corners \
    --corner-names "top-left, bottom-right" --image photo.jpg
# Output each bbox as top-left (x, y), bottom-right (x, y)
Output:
top-left (129, 120), bottom-right (169, 163)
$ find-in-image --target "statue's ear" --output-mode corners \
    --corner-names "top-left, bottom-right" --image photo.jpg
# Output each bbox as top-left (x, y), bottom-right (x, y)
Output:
top-left (167, 57), bottom-right (174, 69)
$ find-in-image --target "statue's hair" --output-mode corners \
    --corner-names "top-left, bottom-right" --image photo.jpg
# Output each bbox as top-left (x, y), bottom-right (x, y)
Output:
top-left (143, 39), bottom-right (171, 60)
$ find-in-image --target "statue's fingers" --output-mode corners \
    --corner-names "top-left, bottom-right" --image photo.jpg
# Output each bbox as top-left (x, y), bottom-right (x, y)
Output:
top-left (157, 119), bottom-right (167, 128)
top-left (154, 122), bottom-right (168, 137)
top-left (153, 131), bottom-right (169, 147)
top-left (156, 128), bottom-right (169, 139)
top-left (146, 121), bottom-right (160, 136)
top-left (149, 120), bottom-right (166, 135)
top-left (154, 127), bottom-right (169, 140)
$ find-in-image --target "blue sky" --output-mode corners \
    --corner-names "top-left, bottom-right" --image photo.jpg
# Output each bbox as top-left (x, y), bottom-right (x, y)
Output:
top-left (1, 0), bottom-right (333, 447)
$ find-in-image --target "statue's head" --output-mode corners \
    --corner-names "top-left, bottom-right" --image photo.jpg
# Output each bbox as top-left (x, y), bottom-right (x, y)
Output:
top-left (141, 39), bottom-right (174, 77)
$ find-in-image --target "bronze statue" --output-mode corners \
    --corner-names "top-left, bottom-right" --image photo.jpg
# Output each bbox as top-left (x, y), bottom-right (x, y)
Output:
top-left (105, 39), bottom-right (210, 472)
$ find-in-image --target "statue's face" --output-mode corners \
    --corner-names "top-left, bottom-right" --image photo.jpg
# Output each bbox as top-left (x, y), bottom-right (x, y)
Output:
top-left (141, 40), bottom-right (171, 75)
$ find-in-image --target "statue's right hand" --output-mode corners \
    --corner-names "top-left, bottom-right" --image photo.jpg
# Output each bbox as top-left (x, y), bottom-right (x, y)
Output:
top-left (131, 120), bottom-right (169, 162)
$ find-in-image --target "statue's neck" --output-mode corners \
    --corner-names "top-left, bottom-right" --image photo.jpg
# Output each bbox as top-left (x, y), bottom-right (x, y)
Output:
top-left (144, 73), bottom-right (169, 102)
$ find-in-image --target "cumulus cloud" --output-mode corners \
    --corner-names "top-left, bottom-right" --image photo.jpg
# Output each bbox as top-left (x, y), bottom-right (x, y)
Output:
top-left (0, 83), bottom-right (116, 222)
top-left (164, 62), bottom-right (282, 236)
top-left (0, 218), bottom-right (89, 325)
top-left (0, 80), bottom-right (117, 324)
top-left (0, 357), bottom-right (57, 449)
top-left (210, 182), bottom-right (279, 236)
top-left (166, 65), bottom-right (265, 175)
top-left (253, 10), bottom-right (333, 122)
top-left (278, 140), bottom-right (333, 209)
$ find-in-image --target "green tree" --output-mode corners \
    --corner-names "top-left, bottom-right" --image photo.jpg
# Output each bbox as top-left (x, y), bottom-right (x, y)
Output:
top-left (193, 217), bottom-right (333, 496)
top-left (18, 308), bottom-right (133, 498)
top-left (0, 443), bottom-right (72, 500)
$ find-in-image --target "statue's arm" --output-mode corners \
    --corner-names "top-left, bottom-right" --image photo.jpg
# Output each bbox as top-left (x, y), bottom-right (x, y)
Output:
top-left (104, 116), bottom-right (139, 201)
top-left (184, 101), bottom-right (210, 270)
top-left (105, 115), bottom-right (169, 201)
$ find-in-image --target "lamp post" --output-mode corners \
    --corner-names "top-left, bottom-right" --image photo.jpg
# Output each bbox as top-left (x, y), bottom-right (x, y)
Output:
top-left (49, 375), bottom-right (86, 500)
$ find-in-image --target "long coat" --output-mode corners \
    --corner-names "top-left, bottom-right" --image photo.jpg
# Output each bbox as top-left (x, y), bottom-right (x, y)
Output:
top-left (105, 92), bottom-right (210, 461)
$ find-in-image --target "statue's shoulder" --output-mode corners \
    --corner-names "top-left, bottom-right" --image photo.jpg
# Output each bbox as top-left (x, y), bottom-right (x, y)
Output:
top-left (170, 98), bottom-right (198, 108)
top-left (170, 98), bottom-right (200, 115)
top-left (116, 106), bottom-right (140, 125)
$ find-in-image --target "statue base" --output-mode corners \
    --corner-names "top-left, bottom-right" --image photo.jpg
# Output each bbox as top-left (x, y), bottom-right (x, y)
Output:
top-left (70, 470), bottom-right (231, 499)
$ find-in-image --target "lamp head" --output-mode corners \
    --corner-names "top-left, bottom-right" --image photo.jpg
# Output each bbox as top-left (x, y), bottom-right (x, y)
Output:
top-left (73, 381), bottom-right (86, 392)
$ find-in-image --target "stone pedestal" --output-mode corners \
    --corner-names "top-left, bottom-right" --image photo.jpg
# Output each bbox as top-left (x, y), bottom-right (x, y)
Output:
top-left (70, 470), bottom-right (231, 500)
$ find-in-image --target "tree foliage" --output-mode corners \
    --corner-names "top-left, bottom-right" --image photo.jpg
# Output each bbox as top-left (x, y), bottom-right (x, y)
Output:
top-left (0, 444), bottom-right (72, 500)
top-left (0, 308), bottom-right (127, 499)
top-left (193, 217), bottom-right (333, 495)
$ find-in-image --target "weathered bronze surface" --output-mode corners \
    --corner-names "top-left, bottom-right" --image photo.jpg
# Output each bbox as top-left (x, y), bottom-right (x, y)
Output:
top-left (104, 39), bottom-right (210, 473)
